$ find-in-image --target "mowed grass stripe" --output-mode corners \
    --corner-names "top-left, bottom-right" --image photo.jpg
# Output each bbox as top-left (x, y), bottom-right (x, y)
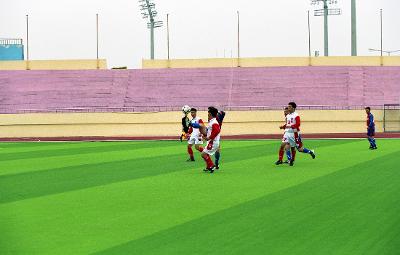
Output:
top-left (0, 141), bottom-right (164, 155)
top-left (0, 140), bottom-right (387, 254)
top-left (0, 140), bottom-right (272, 177)
top-left (0, 141), bottom-right (178, 162)
top-left (0, 139), bottom-right (356, 205)
top-left (0, 143), bottom-right (274, 204)
top-left (96, 150), bottom-right (400, 255)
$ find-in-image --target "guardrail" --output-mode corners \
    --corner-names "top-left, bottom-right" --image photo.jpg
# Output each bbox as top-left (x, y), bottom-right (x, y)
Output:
top-left (0, 105), bottom-right (391, 114)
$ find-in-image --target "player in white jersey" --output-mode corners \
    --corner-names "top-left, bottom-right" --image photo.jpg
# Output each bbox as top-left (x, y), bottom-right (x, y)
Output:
top-left (201, 106), bottom-right (221, 173)
top-left (186, 108), bottom-right (204, 161)
top-left (283, 102), bottom-right (315, 166)
top-left (276, 107), bottom-right (296, 165)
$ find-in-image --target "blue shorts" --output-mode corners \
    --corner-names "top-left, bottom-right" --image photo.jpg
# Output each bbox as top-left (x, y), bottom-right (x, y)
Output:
top-left (367, 128), bottom-right (375, 137)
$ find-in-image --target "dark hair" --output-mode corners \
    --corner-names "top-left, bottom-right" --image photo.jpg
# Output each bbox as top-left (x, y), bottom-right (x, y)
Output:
top-left (208, 106), bottom-right (218, 117)
top-left (365, 107), bottom-right (371, 110)
top-left (190, 108), bottom-right (197, 112)
top-left (288, 102), bottom-right (297, 109)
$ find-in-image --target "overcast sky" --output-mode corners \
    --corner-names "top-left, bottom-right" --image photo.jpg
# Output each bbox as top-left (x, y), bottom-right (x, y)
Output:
top-left (1, 0), bottom-right (399, 68)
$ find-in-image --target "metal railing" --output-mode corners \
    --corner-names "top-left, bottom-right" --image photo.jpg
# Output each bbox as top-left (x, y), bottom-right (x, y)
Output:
top-left (0, 105), bottom-right (388, 114)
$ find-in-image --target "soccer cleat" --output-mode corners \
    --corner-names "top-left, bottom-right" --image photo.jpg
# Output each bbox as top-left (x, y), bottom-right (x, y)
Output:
top-left (203, 166), bottom-right (215, 173)
top-left (208, 166), bottom-right (216, 173)
top-left (289, 160), bottom-right (294, 166)
top-left (283, 160), bottom-right (289, 164)
top-left (310, 150), bottom-right (316, 159)
top-left (275, 160), bottom-right (283, 165)
top-left (215, 164), bottom-right (219, 170)
top-left (186, 158), bottom-right (195, 162)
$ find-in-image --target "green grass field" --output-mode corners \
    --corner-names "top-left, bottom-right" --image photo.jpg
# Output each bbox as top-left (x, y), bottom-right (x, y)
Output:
top-left (0, 139), bottom-right (399, 254)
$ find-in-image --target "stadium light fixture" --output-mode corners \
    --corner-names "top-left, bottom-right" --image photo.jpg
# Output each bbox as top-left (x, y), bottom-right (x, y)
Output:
top-left (310, 0), bottom-right (341, 56)
top-left (139, 0), bottom-right (163, 60)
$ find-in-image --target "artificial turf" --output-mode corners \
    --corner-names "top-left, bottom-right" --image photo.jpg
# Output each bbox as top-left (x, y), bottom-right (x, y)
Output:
top-left (0, 139), bottom-right (399, 254)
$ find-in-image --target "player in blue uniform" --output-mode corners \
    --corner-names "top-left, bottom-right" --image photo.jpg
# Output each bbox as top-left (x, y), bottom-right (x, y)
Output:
top-left (365, 107), bottom-right (377, 150)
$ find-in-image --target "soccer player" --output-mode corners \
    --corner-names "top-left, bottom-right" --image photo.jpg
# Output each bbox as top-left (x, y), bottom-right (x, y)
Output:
top-left (186, 108), bottom-right (204, 161)
top-left (365, 107), bottom-right (377, 149)
top-left (214, 110), bottom-right (225, 169)
top-left (180, 110), bottom-right (190, 142)
top-left (191, 110), bottom-right (225, 169)
top-left (201, 107), bottom-right (221, 173)
top-left (276, 107), bottom-right (295, 165)
top-left (283, 102), bottom-right (315, 166)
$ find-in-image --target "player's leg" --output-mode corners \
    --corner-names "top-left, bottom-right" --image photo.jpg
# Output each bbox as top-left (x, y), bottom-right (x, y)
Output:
top-left (367, 128), bottom-right (377, 149)
top-left (277, 134), bottom-right (289, 165)
top-left (187, 138), bottom-right (195, 161)
top-left (195, 143), bottom-right (204, 152)
top-left (291, 146), bottom-right (296, 162)
top-left (286, 135), bottom-right (296, 166)
top-left (202, 141), bottom-right (218, 173)
top-left (215, 145), bottom-right (221, 169)
top-left (370, 135), bottom-right (377, 149)
top-left (285, 143), bottom-right (292, 163)
top-left (295, 134), bottom-right (315, 159)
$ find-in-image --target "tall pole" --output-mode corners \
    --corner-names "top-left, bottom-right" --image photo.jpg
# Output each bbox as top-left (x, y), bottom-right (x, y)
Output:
top-left (323, 0), bottom-right (328, 56)
top-left (96, 14), bottom-right (99, 69)
top-left (150, 20), bottom-right (154, 59)
top-left (26, 14), bottom-right (30, 70)
top-left (237, 11), bottom-right (240, 67)
top-left (380, 9), bottom-right (383, 57)
top-left (351, 0), bottom-right (357, 56)
top-left (167, 14), bottom-right (170, 60)
top-left (140, 0), bottom-right (162, 60)
top-left (308, 10), bottom-right (311, 58)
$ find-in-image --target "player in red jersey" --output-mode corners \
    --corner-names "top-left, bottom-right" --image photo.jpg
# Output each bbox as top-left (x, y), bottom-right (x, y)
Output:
top-left (281, 102), bottom-right (315, 166)
top-left (201, 107), bottom-right (221, 173)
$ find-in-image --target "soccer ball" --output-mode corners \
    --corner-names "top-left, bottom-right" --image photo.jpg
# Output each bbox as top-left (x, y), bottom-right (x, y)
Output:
top-left (182, 105), bottom-right (191, 114)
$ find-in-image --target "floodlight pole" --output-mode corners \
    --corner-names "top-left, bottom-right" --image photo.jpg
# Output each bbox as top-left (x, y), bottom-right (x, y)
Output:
top-left (150, 19), bottom-right (154, 59)
top-left (140, 0), bottom-right (162, 60)
top-left (351, 0), bottom-right (357, 56)
top-left (380, 9), bottom-right (383, 57)
top-left (26, 14), bottom-right (30, 70)
top-left (237, 11), bottom-right (240, 67)
top-left (308, 10), bottom-right (311, 58)
top-left (96, 14), bottom-right (99, 69)
top-left (323, 0), bottom-right (328, 56)
top-left (167, 13), bottom-right (170, 60)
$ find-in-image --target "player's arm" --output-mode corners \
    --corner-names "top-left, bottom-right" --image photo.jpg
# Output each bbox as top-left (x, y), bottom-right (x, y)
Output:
top-left (190, 119), bottom-right (204, 129)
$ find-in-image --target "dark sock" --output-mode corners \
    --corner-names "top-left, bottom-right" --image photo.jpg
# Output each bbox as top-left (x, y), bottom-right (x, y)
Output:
top-left (215, 151), bottom-right (220, 165)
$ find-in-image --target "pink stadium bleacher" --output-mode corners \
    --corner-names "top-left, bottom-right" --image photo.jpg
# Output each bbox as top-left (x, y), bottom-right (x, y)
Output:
top-left (0, 66), bottom-right (399, 113)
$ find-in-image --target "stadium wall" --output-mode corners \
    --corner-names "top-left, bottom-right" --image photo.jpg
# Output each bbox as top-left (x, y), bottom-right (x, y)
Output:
top-left (0, 59), bottom-right (107, 70)
top-left (142, 56), bottom-right (400, 69)
top-left (1, 67), bottom-right (399, 113)
top-left (0, 110), bottom-right (381, 139)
